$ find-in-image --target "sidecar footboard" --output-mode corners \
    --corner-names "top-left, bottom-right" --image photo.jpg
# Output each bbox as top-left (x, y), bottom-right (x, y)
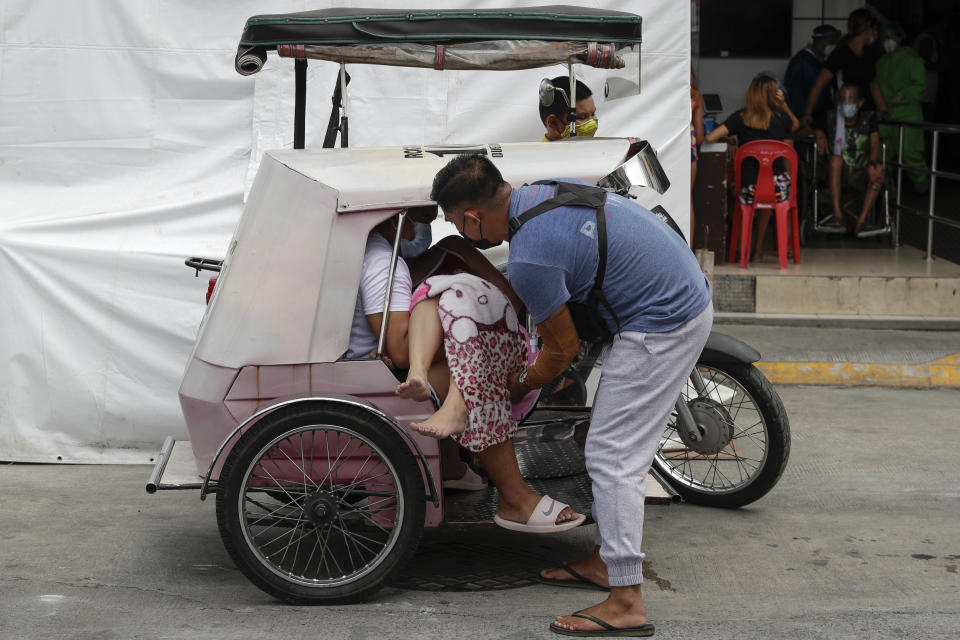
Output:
top-left (146, 437), bottom-right (207, 493)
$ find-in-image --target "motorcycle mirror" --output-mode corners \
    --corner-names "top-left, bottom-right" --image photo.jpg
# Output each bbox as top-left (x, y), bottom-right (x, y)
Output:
top-left (539, 78), bottom-right (571, 109)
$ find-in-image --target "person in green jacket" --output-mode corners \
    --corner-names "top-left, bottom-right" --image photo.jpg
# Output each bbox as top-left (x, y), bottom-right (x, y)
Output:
top-left (876, 22), bottom-right (929, 194)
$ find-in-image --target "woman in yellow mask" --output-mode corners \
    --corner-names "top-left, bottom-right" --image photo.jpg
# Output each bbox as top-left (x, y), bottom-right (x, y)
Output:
top-left (539, 76), bottom-right (599, 141)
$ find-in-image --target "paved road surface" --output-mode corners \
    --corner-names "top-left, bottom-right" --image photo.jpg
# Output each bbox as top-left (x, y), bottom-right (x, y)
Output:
top-left (2, 383), bottom-right (958, 639)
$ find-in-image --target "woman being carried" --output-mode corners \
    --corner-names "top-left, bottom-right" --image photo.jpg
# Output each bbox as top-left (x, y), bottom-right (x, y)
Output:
top-left (397, 271), bottom-right (584, 534)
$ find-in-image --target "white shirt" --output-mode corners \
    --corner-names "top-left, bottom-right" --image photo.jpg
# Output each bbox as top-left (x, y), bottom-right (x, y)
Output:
top-left (345, 233), bottom-right (413, 359)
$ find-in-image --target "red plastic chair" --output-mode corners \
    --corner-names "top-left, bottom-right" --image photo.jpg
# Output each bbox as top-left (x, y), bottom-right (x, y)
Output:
top-left (729, 140), bottom-right (800, 270)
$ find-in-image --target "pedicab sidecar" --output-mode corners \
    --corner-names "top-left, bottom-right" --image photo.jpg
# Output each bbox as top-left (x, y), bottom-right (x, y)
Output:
top-left (146, 6), bottom-right (790, 605)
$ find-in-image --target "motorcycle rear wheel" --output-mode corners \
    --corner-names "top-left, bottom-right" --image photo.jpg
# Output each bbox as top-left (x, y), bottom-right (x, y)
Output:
top-left (653, 360), bottom-right (790, 508)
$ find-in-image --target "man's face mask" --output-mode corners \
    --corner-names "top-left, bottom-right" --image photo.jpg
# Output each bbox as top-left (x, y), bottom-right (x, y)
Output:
top-left (556, 117), bottom-right (599, 138)
top-left (823, 44), bottom-right (837, 59)
top-left (883, 38), bottom-right (898, 54)
top-left (459, 210), bottom-right (503, 250)
top-left (400, 222), bottom-right (432, 258)
top-left (840, 103), bottom-right (859, 119)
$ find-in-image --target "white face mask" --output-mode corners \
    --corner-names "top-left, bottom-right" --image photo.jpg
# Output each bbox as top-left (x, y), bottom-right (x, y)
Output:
top-left (883, 38), bottom-right (898, 54)
top-left (400, 222), bottom-right (433, 258)
top-left (823, 44), bottom-right (836, 59)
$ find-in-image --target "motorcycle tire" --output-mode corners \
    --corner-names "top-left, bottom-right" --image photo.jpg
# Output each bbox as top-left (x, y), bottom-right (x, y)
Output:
top-left (653, 360), bottom-right (790, 509)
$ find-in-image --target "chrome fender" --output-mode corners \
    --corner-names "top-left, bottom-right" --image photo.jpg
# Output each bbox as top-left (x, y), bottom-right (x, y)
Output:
top-left (200, 393), bottom-right (439, 507)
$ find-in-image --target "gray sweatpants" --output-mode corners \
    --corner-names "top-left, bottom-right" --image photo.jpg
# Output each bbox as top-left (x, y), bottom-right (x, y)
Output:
top-left (586, 303), bottom-right (713, 587)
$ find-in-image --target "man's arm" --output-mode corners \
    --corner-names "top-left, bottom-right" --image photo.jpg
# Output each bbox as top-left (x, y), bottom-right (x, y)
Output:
top-left (869, 130), bottom-right (881, 165)
top-left (871, 79), bottom-right (890, 115)
top-left (802, 68), bottom-right (834, 125)
top-left (365, 311), bottom-right (410, 369)
top-left (507, 304), bottom-right (580, 399)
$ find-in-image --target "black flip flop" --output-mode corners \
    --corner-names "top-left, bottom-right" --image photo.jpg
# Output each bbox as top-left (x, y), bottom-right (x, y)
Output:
top-left (536, 565), bottom-right (610, 592)
top-left (550, 612), bottom-right (656, 637)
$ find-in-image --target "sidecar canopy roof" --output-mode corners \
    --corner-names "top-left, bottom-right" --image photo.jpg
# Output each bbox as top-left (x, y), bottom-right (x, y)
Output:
top-left (235, 6), bottom-right (641, 74)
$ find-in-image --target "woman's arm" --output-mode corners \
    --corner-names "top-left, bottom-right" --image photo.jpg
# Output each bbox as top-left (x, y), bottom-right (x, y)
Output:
top-left (692, 93), bottom-right (705, 145)
top-left (704, 123), bottom-right (729, 144)
top-left (778, 89), bottom-right (800, 132)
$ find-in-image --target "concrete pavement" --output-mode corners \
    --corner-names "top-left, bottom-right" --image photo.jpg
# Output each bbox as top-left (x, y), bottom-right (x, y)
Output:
top-left (2, 383), bottom-right (958, 640)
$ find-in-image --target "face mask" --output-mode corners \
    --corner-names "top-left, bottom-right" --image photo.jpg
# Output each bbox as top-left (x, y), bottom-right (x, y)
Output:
top-left (575, 118), bottom-right (599, 137)
top-left (464, 236), bottom-right (502, 250)
top-left (840, 103), bottom-right (859, 119)
top-left (458, 211), bottom-right (503, 250)
top-left (555, 117), bottom-right (599, 138)
top-left (823, 44), bottom-right (836, 59)
top-left (400, 222), bottom-right (432, 258)
top-left (883, 38), bottom-right (897, 54)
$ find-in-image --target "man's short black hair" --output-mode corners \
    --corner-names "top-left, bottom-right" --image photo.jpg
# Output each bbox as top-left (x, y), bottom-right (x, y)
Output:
top-left (539, 76), bottom-right (593, 125)
top-left (431, 154), bottom-right (506, 212)
top-left (840, 82), bottom-right (862, 100)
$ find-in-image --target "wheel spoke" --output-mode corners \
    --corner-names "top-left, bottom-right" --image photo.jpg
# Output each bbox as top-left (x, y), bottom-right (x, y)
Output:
top-left (237, 423), bottom-right (407, 588)
top-left (656, 365), bottom-right (772, 495)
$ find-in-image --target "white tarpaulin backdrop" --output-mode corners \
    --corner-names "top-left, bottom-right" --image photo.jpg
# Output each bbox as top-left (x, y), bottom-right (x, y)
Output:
top-left (0, 1), bottom-right (691, 463)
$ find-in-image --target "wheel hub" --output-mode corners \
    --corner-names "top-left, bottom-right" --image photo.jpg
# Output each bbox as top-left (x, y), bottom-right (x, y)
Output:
top-left (680, 398), bottom-right (735, 455)
top-left (304, 492), bottom-right (339, 526)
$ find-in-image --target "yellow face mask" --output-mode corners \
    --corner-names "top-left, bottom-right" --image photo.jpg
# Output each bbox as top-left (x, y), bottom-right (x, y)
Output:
top-left (558, 117), bottom-right (599, 138)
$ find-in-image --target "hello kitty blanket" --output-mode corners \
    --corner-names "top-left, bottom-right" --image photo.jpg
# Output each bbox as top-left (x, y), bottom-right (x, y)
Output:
top-left (410, 273), bottom-right (537, 452)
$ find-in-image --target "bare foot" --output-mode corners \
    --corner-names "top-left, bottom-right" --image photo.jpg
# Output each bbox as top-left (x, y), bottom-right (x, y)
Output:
top-left (552, 586), bottom-right (649, 634)
top-left (540, 546), bottom-right (609, 588)
top-left (409, 402), bottom-right (467, 439)
top-left (396, 373), bottom-right (431, 401)
top-left (497, 492), bottom-right (580, 526)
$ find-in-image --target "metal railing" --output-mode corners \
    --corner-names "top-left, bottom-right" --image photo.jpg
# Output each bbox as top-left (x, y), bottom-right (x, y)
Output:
top-left (886, 119), bottom-right (960, 260)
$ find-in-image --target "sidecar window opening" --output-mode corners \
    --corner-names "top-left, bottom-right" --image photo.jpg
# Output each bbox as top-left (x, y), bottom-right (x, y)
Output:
top-left (337, 222), bottom-right (407, 365)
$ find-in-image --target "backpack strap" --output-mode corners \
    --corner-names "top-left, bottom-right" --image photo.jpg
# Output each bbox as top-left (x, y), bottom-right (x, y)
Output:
top-left (509, 181), bottom-right (621, 336)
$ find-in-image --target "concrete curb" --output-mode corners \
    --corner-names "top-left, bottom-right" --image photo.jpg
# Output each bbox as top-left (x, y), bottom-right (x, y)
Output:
top-left (756, 353), bottom-right (960, 388)
top-left (715, 312), bottom-right (960, 330)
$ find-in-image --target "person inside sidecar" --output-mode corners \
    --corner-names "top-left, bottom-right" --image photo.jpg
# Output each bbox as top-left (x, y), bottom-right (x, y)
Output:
top-left (347, 207), bottom-right (585, 533)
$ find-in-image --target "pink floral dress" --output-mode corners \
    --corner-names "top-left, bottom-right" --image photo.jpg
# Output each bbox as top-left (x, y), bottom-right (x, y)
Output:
top-left (410, 273), bottom-right (535, 452)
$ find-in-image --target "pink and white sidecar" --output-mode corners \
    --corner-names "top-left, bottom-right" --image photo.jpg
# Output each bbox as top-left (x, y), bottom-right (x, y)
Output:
top-left (147, 137), bottom-right (673, 605)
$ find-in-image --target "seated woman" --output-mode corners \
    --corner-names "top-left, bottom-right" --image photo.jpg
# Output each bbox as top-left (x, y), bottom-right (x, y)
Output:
top-left (705, 71), bottom-right (799, 261)
top-left (349, 209), bottom-right (584, 532)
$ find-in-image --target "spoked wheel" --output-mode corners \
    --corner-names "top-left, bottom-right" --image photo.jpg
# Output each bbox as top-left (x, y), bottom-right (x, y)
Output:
top-left (653, 361), bottom-right (790, 508)
top-left (216, 404), bottom-right (424, 604)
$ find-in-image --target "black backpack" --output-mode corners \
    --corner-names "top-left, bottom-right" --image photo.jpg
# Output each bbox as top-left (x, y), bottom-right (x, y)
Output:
top-left (508, 181), bottom-right (622, 344)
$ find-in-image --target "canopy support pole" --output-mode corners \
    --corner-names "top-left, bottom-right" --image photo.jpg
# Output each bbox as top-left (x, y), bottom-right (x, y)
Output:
top-left (294, 58), bottom-right (307, 149)
top-left (568, 62), bottom-right (577, 137)
top-left (339, 62), bottom-right (349, 148)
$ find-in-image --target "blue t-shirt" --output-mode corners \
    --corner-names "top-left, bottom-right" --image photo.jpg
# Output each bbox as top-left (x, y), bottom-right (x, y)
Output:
top-left (506, 181), bottom-right (712, 334)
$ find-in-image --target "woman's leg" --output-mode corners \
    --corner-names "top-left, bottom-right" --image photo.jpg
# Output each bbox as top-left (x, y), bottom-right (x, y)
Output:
top-left (478, 439), bottom-right (580, 525)
top-left (396, 297), bottom-right (444, 401)
top-left (410, 370), bottom-right (468, 438)
top-left (752, 209), bottom-right (771, 261)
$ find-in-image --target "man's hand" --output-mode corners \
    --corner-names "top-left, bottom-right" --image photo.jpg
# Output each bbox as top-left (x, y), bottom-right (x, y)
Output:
top-left (815, 130), bottom-right (828, 156)
top-left (368, 349), bottom-right (395, 369)
top-left (508, 371), bottom-right (529, 403)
